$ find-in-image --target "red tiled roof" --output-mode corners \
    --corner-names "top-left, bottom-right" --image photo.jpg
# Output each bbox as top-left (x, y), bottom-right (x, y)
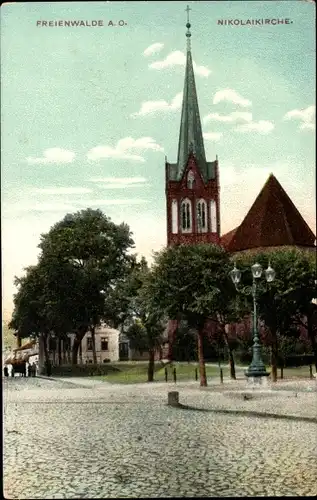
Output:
top-left (225, 174), bottom-right (315, 253)
top-left (221, 227), bottom-right (238, 250)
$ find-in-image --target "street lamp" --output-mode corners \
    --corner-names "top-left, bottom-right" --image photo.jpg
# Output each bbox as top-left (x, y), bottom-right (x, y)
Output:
top-left (230, 261), bottom-right (276, 379)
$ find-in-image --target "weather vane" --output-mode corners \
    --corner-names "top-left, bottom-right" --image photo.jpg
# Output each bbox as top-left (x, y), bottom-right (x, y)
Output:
top-left (185, 5), bottom-right (192, 50)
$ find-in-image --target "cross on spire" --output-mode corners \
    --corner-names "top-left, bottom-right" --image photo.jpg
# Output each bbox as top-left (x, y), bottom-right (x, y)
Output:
top-left (185, 5), bottom-right (192, 50)
top-left (186, 5), bottom-right (191, 23)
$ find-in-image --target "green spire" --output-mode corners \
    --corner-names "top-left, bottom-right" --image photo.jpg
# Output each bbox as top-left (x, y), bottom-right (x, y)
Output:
top-left (176, 6), bottom-right (207, 180)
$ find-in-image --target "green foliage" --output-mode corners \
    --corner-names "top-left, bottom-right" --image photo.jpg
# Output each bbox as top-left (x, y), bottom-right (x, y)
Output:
top-left (236, 248), bottom-right (316, 336)
top-left (10, 209), bottom-right (135, 362)
top-left (148, 243), bottom-right (237, 328)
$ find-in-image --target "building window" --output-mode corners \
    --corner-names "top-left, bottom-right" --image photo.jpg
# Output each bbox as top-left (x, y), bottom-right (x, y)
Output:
top-left (171, 199), bottom-right (178, 234)
top-left (181, 199), bottom-right (192, 233)
top-left (197, 199), bottom-right (207, 232)
top-left (210, 200), bottom-right (217, 233)
top-left (101, 337), bottom-right (109, 351)
top-left (187, 171), bottom-right (195, 189)
top-left (87, 337), bottom-right (93, 351)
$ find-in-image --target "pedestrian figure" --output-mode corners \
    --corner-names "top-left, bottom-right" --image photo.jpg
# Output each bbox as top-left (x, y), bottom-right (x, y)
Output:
top-left (22, 362), bottom-right (27, 378)
top-left (32, 362), bottom-right (37, 377)
top-left (3, 366), bottom-right (9, 377)
top-left (11, 366), bottom-right (15, 377)
top-left (27, 363), bottom-right (32, 377)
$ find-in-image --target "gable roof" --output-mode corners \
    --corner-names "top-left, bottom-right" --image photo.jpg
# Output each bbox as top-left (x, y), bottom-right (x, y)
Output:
top-left (223, 174), bottom-right (315, 252)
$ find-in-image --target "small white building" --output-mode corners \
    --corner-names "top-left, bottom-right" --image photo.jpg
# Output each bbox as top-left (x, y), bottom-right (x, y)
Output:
top-left (83, 325), bottom-right (119, 364)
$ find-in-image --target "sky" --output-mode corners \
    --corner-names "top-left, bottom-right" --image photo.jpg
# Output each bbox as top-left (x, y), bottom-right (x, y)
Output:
top-left (1, 0), bottom-right (316, 320)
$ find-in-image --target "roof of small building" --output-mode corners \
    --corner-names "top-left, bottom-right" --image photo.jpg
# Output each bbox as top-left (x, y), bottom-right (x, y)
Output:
top-left (221, 174), bottom-right (315, 253)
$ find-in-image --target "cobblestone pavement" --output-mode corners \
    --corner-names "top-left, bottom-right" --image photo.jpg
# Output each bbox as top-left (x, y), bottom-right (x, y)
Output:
top-left (3, 377), bottom-right (317, 498)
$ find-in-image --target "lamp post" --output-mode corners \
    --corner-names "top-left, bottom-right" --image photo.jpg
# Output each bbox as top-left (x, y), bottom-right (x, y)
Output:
top-left (230, 261), bottom-right (276, 379)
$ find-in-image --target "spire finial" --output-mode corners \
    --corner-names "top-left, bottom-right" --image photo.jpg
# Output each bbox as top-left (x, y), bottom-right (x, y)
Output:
top-left (185, 5), bottom-right (191, 51)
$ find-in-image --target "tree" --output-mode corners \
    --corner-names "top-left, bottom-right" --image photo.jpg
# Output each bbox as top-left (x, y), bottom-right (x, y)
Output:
top-left (105, 256), bottom-right (165, 381)
top-left (236, 248), bottom-right (316, 381)
top-left (147, 244), bottom-right (237, 387)
top-left (9, 264), bottom-right (52, 364)
top-left (37, 208), bottom-right (135, 364)
top-left (10, 209), bottom-right (135, 366)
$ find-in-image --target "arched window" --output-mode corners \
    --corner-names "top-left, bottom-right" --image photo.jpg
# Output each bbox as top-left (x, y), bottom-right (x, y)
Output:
top-left (197, 199), bottom-right (207, 232)
top-left (210, 200), bottom-right (217, 233)
top-left (181, 198), bottom-right (192, 233)
top-left (187, 171), bottom-right (195, 189)
top-left (171, 199), bottom-right (178, 234)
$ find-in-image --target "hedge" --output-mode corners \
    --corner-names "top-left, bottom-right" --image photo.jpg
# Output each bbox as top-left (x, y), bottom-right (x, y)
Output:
top-left (49, 363), bottom-right (120, 377)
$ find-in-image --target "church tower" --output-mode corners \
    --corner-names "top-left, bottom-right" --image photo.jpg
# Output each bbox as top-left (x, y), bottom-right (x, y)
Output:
top-left (165, 7), bottom-right (220, 246)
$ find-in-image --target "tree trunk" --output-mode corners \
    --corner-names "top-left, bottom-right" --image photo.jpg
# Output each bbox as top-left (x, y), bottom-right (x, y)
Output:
top-left (58, 337), bottom-right (62, 365)
top-left (43, 334), bottom-right (49, 363)
top-left (222, 328), bottom-right (236, 380)
top-left (72, 338), bottom-right (80, 365)
top-left (167, 319), bottom-right (178, 362)
top-left (197, 328), bottom-right (207, 387)
top-left (79, 340), bottom-right (83, 364)
top-left (270, 328), bottom-right (278, 383)
top-left (307, 319), bottom-right (317, 373)
top-left (91, 326), bottom-right (97, 364)
top-left (71, 327), bottom-right (87, 365)
top-left (148, 348), bottom-right (155, 382)
top-left (62, 339), bottom-right (66, 364)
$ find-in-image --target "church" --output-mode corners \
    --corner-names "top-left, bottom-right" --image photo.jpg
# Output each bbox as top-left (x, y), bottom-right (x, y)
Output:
top-left (165, 11), bottom-right (315, 357)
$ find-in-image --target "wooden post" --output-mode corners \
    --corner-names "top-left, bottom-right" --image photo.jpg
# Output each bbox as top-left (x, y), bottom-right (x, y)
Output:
top-left (309, 364), bottom-right (313, 379)
top-left (165, 367), bottom-right (168, 382)
top-left (195, 367), bottom-right (198, 381)
top-left (220, 367), bottom-right (223, 384)
top-left (173, 367), bottom-right (177, 383)
top-left (281, 366), bottom-right (284, 379)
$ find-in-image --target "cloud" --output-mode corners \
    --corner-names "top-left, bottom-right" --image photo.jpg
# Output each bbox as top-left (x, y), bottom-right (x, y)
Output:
top-left (12, 202), bottom-right (78, 213)
top-left (89, 177), bottom-right (147, 184)
top-left (203, 111), bottom-right (252, 125)
top-left (235, 120), bottom-right (275, 134)
top-left (85, 199), bottom-right (149, 206)
top-left (213, 89), bottom-right (252, 107)
top-left (143, 43), bottom-right (164, 57)
top-left (284, 105), bottom-right (315, 131)
top-left (87, 137), bottom-right (164, 162)
top-left (88, 177), bottom-right (149, 189)
top-left (149, 51), bottom-right (211, 77)
top-left (131, 92), bottom-right (183, 117)
top-left (26, 148), bottom-right (75, 164)
top-left (203, 132), bottom-right (223, 142)
top-left (32, 187), bottom-right (92, 195)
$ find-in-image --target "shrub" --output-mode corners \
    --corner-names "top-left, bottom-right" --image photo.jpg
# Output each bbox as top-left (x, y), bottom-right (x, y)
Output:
top-left (50, 363), bottom-right (120, 377)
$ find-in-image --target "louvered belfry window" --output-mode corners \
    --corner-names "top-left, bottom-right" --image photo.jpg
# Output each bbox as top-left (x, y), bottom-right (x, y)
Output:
top-left (181, 198), bottom-right (192, 232)
top-left (197, 199), bottom-right (207, 232)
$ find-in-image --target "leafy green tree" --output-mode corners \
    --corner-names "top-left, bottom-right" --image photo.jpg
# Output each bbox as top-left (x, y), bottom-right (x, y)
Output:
top-left (105, 256), bottom-right (166, 381)
top-left (147, 244), bottom-right (236, 386)
top-left (236, 248), bottom-right (316, 381)
top-left (9, 264), bottom-right (52, 363)
top-left (10, 209), bottom-right (135, 365)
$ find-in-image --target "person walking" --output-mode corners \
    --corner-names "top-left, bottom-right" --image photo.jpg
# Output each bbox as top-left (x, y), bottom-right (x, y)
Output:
top-left (31, 362), bottom-right (37, 377)
top-left (3, 366), bottom-right (9, 377)
top-left (27, 363), bottom-right (32, 377)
